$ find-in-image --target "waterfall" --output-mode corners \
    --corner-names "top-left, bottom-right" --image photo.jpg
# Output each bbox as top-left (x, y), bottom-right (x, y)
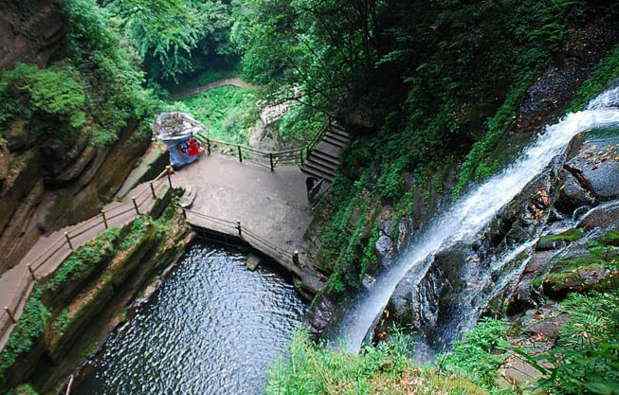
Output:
top-left (334, 87), bottom-right (619, 353)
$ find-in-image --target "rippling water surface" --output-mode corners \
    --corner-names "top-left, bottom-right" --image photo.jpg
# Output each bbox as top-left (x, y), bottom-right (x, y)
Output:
top-left (75, 240), bottom-right (308, 394)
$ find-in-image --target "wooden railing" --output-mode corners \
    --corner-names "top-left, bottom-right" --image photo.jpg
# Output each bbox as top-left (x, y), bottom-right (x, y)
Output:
top-left (0, 170), bottom-right (172, 348)
top-left (193, 117), bottom-right (331, 171)
top-left (184, 208), bottom-right (301, 270)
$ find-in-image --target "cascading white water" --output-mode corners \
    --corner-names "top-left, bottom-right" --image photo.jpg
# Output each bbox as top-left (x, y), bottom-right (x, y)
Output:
top-left (335, 87), bottom-right (619, 353)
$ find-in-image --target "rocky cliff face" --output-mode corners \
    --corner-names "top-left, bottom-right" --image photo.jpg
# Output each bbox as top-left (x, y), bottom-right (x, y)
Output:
top-left (0, 1), bottom-right (153, 274)
top-left (0, 125), bottom-right (150, 274)
top-left (0, 0), bottom-right (65, 69)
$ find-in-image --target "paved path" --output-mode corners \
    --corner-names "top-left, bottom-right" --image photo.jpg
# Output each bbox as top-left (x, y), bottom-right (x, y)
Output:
top-left (171, 78), bottom-right (256, 100)
top-left (0, 147), bottom-right (328, 352)
top-left (174, 153), bottom-right (325, 291)
top-left (0, 177), bottom-right (170, 351)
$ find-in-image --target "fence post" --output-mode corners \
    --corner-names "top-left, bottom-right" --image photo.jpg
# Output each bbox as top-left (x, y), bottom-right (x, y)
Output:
top-left (101, 209), bottom-right (108, 229)
top-left (166, 166), bottom-right (173, 189)
top-left (182, 208), bottom-right (187, 220)
top-left (236, 221), bottom-right (242, 238)
top-left (293, 250), bottom-right (300, 266)
top-left (4, 307), bottom-right (16, 324)
top-left (269, 153), bottom-right (274, 172)
top-left (132, 197), bottom-right (140, 215)
top-left (300, 149), bottom-right (304, 164)
top-left (65, 232), bottom-right (74, 251)
top-left (237, 146), bottom-right (243, 163)
top-left (27, 265), bottom-right (37, 280)
top-left (150, 182), bottom-right (157, 199)
top-left (206, 138), bottom-right (211, 155)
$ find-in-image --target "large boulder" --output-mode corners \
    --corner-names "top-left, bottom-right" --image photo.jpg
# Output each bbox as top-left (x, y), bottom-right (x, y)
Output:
top-left (556, 129), bottom-right (619, 214)
top-left (578, 200), bottom-right (619, 230)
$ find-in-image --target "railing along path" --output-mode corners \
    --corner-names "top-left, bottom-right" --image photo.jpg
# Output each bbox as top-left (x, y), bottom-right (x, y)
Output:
top-left (0, 170), bottom-right (172, 350)
top-left (194, 117), bottom-right (330, 171)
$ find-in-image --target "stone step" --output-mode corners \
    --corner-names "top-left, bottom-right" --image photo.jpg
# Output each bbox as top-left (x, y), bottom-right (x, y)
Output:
top-left (305, 155), bottom-right (340, 173)
top-left (323, 136), bottom-right (348, 149)
top-left (304, 159), bottom-right (337, 177)
top-left (329, 127), bottom-right (350, 140)
top-left (325, 131), bottom-right (350, 145)
top-left (310, 150), bottom-right (341, 168)
top-left (301, 162), bottom-right (335, 181)
top-left (314, 141), bottom-right (345, 160)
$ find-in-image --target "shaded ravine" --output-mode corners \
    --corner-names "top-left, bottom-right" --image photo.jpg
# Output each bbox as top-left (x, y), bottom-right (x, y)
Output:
top-left (75, 240), bottom-right (307, 394)
top-left (333, 87), bottom-right (619, 353)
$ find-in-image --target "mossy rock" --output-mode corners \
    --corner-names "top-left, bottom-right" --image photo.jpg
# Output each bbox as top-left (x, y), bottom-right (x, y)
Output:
top-left (535, 228), bottom-right (584, 251)
top-left (543, 262), bottom-right (618, 299)
top-left (45, 222), bottom-right (158, 361)
top-left (600, 230), bottom-right (619, 247)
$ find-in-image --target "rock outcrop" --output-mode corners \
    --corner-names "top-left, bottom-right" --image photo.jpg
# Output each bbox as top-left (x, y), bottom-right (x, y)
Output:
top-left (0, 0), bottom-right (65, 69)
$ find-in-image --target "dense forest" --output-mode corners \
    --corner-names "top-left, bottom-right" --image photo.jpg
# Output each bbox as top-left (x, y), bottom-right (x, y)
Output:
top-left (1, 0), bottom-right (618, 393)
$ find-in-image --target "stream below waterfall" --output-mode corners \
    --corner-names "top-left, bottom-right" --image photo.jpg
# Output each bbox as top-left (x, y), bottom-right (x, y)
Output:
top-left (74, 239), bottom-right (307, 394)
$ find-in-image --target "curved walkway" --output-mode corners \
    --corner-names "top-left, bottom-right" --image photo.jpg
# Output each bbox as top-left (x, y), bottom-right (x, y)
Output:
top-left (0, 175), bottom-right (171, 351)
top-left (171, 78), bottom-right (256, 100)
top-left (173, 153), bottom-right (325, 292)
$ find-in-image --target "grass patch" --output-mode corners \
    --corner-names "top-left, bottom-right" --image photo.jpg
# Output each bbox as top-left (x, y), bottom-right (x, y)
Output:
top-left (275, 102), bottom-right (327, 146)
top-left (566, 45), bottom-right (619, 112)
top-left (267, 330), bottom-right (483, 394)
top-left (172, 86), bottom-right (259, 145)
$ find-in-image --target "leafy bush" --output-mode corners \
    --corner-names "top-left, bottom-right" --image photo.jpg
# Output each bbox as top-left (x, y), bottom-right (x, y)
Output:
top-left (0, 289), bottom-right (51, 387)
top-left (437, 318), bottom-right (510, 390)
top-left (175, 86), bottom-right (259, 144)
top-left (105, 0), bottom-right (235, 82)
top-left (276, 103), bottom-right (326, 146)
top-left (0, 64), bottom-right (87, 140)
top-left (534, 291), bottom-right (619, 394)
top-left (42, 228), bottom-right (121, 295)
top-left (267, 330), bottom-right (483, 394)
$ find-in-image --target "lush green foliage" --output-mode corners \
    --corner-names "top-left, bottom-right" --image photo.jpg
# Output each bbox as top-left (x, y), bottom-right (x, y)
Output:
top-left (0, 289), bottom-right (51, 387)
top-left (64, 0), bottom-right (160, 145)
top-left (43, 228), bottom-right (121, 295)
top-left (276, 103), bottom-right (326, 146)
top-left (174, 86), bottom-right (259, 144)
top-left (531, 291), bottom-right (619, 394)
top-left (438, 319), bottom-right (510, 390)
top-left (0, 64), bottom-right (87, 141)
top-left (566, 45), bottom-right (619, 112)
top-left (105, 0), bottom-right (236, 82)
top-left (1, 0), bottom-right (161, 148)
top-left (267, 331), bottom-right (483, 394)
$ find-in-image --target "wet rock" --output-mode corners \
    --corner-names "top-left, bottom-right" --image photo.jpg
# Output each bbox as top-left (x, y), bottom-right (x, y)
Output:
top-left (564, 136), bottom-right (619, 198)
top-left (390, 243), bottom-right (475, 346)
top-left (555, 169), bottom-right (596, 214)
top-left (375, 233), bottom-right (394, 258)
top-left (308, 296), bottom-right (336, 335)
top-left (543, 265), bottom-right (616, 299)
top-left (578, 200), bottom-right (619, 229)
top-left (535, 228), bottom-right (584, 251)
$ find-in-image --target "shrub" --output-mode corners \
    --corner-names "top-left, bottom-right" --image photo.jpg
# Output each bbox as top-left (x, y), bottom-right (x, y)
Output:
top-left (0, 289), bottom-right (51, 387)
top-left (267, 330), bottom-right (483, 394)
top-left (535, 291), bottom-right (619, 394)
top-left (437, 318), bottom-right (510, 390)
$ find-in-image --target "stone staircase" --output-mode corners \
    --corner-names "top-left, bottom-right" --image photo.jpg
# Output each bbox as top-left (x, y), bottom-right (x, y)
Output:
top-left (301, 124), bottom-right (351, 182)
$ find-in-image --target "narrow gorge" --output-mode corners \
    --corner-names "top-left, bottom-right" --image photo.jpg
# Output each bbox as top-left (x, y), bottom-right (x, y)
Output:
top-left (0, 0), bottom-right (618, 394)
